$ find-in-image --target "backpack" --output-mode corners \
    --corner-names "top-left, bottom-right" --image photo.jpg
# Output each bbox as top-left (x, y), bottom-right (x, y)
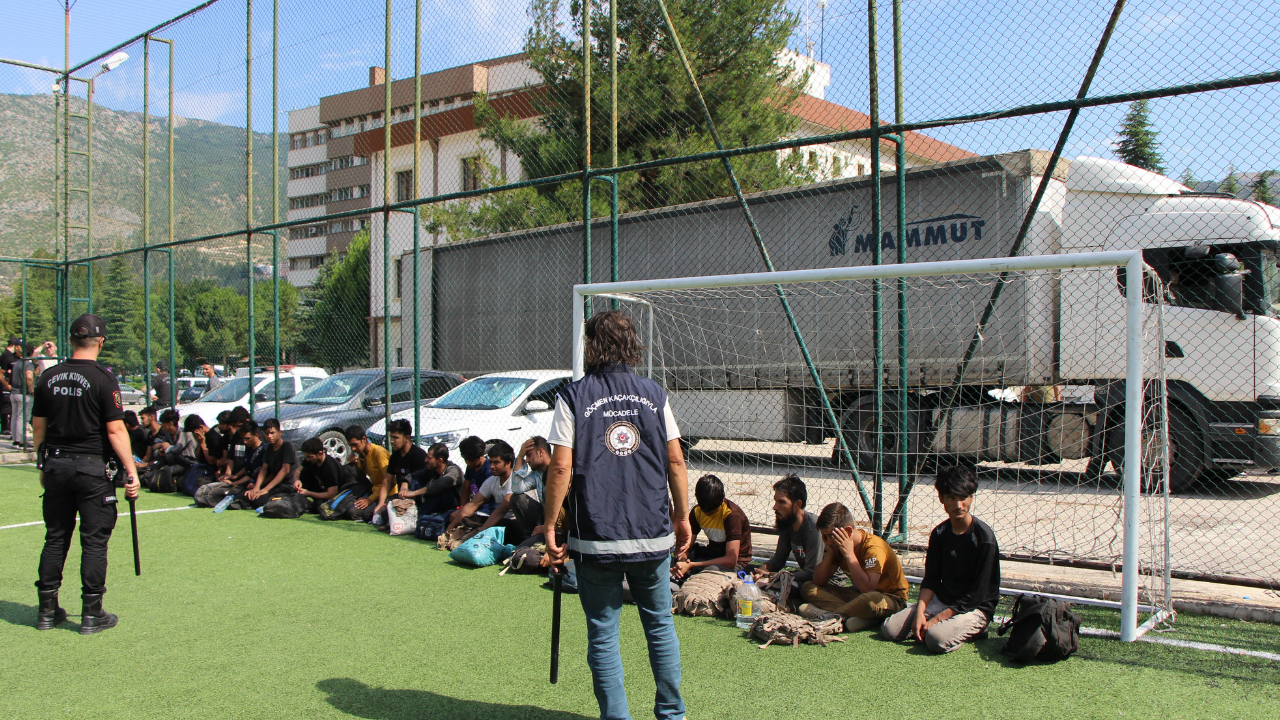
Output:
top-left (449, 526), bottom-right (513, 567)
top-left (500, 544), bottom-right (546, 575)
top-left (318, 483), bottom-right (364, 521)
top-left (259, 493), bottom-right (309, 519)
top-left (998, 595), bottom-right (1081, 662)
top-left (182, 465), bottom-right (217, 496)
top-left (414, 512), bottom-right (451, 541)
top-left (142, 465), bottom-right (179, 493)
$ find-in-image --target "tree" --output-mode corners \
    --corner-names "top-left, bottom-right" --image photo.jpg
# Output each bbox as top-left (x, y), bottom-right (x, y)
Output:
top-left (1220, 165), bottom-right (1240, 196)
top-left (1250, 170), bottom-right (1275, 206)
top-left (298, 231), bottom-right (370, 370)
top-left (427, 0), bottom-right (808, 240)
top-left (1113, 100), bottom-right (1165, 174)
top-left (1180, 168), bottom-right (1198, 190)
top-left (98, 254), bottom-right (140, 371)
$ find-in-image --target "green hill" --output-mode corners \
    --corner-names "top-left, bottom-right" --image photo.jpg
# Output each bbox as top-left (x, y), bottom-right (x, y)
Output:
top-left (0, 92), bottom-right (285, 276)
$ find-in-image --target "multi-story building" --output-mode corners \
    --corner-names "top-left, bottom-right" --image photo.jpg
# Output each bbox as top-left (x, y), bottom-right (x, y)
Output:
top-left (288, 50), bottom-right (973, 363)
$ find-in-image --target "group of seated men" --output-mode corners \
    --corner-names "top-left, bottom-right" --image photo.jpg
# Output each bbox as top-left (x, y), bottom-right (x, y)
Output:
top-left (678, 465), bottom-right (1000, 654)
top-left (124, 403), bottom-right (999, 653)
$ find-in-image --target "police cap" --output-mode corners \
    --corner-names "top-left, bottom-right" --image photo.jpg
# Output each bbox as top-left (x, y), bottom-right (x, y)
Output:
top-left (70, 313), bottom-right (107, 339)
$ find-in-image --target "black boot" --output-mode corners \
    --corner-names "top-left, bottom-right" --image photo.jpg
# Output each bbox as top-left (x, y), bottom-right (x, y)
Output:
top-left (79, 594), bottom-right (118, 635)
top-left (36, 590), bottom-right (66, 630)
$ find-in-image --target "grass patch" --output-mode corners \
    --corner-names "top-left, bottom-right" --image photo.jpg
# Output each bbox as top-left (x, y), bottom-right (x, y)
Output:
top-left (1, 467), bottom-right (1277, 719)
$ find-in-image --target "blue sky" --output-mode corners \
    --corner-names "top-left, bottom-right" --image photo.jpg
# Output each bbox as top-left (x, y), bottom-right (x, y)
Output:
top-left (2, 0), bottom-right (1276, 180)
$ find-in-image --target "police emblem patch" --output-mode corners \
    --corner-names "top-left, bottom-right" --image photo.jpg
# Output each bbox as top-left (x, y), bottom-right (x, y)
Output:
top-left (113, 391), bottom-right (122, 409)
top-left (605, 421), bottom-right (640, 457)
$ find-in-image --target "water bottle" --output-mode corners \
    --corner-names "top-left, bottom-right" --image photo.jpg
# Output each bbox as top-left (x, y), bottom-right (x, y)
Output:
top-left (213, 494), bottom-right (235, 513)
top-left (734, 573), bottom-right (763, 630)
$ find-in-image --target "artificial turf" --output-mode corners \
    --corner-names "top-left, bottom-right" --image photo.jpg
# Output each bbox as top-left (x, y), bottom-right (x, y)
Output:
top-left (1, 464), bottom-right (1277, 720)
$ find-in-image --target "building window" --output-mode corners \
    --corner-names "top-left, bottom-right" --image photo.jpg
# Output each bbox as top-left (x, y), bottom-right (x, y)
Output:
top-left (289, 194), bottom-right (326, 210)
top-left (289, 163), bottom-right (328, 180)
top-left (396, 347), bottom-right (403, 366)
top-left (329, 185), bottom-right (370, 203)
top-left (832, 156), bottom-right (843, 177)
top-left (461, 157), bottom-right (482, 192)
top-left (393, 258), bottom-right (402, 299)
top-left (857, 163), bottom-right (866, 176)
top-left (395, 170), bottom-right (414, 203)
top-left (288, 224), bottom-right (326, 240)
top-left (329, 155), bottom-right (368, 171)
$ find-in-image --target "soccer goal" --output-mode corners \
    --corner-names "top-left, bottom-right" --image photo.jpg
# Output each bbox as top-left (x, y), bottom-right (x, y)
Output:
top-left (572, 251), bottom-right (1172, 641)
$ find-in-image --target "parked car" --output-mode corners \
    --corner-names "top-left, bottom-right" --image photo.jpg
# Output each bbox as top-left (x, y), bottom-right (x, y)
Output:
top-left (175, 376), bottom-right (208, 402)
top-left (178, 386), bottom-right (205, 404)
top-left (365, 370), bottom-right (571, 451)
top-left (180, 367), bottom-right (329, 428)
top-left (118, 384), bottom-right (145, 405)
top-left (253, 368), bottom-right (464, 462)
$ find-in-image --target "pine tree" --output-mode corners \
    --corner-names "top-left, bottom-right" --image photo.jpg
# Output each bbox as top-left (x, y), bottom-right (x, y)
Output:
top-left (98, 254), bottom-right (140, 371)
top-left (1180, 168), bottom-right (1198, 190)
top-left (1113, 100), bottom-right (1166, 174)
top-left (1220, 165), bottom-right (1240, 196)
top-left (1251, 170), bottom-right (1275, 205)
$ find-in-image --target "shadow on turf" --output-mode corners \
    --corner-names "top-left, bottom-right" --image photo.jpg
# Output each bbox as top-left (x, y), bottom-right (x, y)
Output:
top-left (0, 600), bottom-right (81, 633)
top-left (317, 678), bottom-right (591, 720)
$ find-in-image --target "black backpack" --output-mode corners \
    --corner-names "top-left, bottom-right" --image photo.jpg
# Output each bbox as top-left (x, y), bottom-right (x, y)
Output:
top-left (259, 493), bottom-right (309, 519)
top-left (998, 595), bottom-right (1081, 662)
top-left (318, 483), bottom-right (364, 521)
top-left (142, 465), bottom-right (179, 493)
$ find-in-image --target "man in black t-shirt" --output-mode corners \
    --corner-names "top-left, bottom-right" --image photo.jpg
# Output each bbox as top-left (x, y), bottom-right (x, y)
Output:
top-left (31, 314), bottom-right (139, 635)
top-left (245, 418), bottom-right (297, 508)
top-left (123, 411), bottom-right (149, 461)
top-left (0, 336), bottom-right (19, 435)
top-left (881, 465), bottom-right (1001, 654)
top-left (294, 437), bottom-right (342, 513)
top-left (151, 361), bottom-right (172, 408)
top-left (382, 419), bottom-right (426, 528)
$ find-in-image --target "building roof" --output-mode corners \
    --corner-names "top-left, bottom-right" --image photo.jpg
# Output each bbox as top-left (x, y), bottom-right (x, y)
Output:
top-left (786, 93), bottom-right (976, 163)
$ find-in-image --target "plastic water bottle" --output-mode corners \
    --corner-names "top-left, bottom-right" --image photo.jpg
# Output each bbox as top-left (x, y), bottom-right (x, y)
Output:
top-left (735, 574), bottom-right (762, 630)
top-left (213, 494), bottom-right (235, 513)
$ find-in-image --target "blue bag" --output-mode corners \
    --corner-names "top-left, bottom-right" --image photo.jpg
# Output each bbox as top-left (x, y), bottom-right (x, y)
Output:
top-left (415, 512), bottom-right (451, 541)
top-left (449, 526), bottom-right (515, 567)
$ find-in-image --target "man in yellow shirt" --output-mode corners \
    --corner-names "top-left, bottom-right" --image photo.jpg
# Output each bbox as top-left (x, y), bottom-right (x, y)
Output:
top-left (798, 502), bottom-right (909, 632)
top-left (345, 425), bottom-right (391, 522)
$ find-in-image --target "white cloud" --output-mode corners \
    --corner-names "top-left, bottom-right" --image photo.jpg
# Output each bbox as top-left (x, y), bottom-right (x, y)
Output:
top-left (1137, 13), bottom-right (1186, 35)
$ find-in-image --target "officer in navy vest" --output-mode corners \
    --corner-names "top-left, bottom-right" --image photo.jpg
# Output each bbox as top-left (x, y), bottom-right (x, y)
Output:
top-left (544, 310), bottom-right (692, 720)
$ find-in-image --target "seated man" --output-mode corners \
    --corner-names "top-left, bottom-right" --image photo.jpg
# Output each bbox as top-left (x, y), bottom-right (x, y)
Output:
top-left (674, 474), bottom-right (752, 577)
top-left (203, 411), bottom-right (230, 468)
top-left (798, 502), bottom-right (909, 632)
top-left (400, 442), bottom-right (464, 515)
top-left (216, 408), bottom-right (249, 481)
top-left (150, 408), bottom-right (180, 461)
top-left (244, 418), bottom-right (298, 508)
top-left (445, 440), bottom-right (519, 542)
top-left (506, 436), bottom-right (552, 545)
top-left (880, 466), bottom-right (1000, 653)
top-left (752, 474), bottom-right (822, 591)
top-left (223, 420), bottom-right (266, 489)
top-left (136, 405), bottom-right (162, 466)
top-left (123, 410), bottom-right (148, 463)
top-left (294, 437), bottom-right (342, 512)
top-left (458, 435), bottom-right (492, 511)
top-left (381, 419), bottom-right (427, 527)
top-left (346, 425), bottom-right (391, 522)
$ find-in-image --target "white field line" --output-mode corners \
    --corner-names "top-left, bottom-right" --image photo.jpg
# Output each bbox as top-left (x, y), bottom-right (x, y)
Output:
top-left (1079, 626), bottom-right (1280, 662)
top-left (0, 505), bottom-right (192, 530)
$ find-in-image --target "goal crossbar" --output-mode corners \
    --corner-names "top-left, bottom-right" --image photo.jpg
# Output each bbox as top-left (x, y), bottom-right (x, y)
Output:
top-left (571, 250), bottom-right (1154, 641)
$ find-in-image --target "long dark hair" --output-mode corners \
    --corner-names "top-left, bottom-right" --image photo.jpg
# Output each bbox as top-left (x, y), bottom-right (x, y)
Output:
top-left (584, 310), bottom-right (644, 370)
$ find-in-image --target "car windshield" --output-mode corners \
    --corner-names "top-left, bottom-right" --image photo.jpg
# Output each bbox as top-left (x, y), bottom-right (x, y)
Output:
top-left (431, 376), bottom-right (535, 410)
top-left (288, 374), bottom-right (371, 405)
top-left (199, 377), bottom-right (253, 403)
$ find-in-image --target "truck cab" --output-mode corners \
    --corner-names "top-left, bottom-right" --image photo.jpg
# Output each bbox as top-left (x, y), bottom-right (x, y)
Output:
top-left (1061, 156), bottom-right (1280, 487)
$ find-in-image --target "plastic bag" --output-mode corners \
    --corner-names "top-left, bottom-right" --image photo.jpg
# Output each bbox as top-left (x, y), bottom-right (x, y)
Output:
top-left (388, 500), bottom-right (418, 536)
top-left (449, 526), bottom-right (514, 567)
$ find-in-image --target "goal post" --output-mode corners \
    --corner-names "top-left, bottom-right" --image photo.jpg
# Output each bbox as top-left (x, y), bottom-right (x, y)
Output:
top-left (572, 250), bottom-right (1168, 642)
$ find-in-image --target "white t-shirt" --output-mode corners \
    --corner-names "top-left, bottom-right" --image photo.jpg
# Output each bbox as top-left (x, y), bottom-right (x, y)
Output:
top-left (477, 474), bottom-right (515, 519)
top-left (547, 396), bottom-right (681, 449)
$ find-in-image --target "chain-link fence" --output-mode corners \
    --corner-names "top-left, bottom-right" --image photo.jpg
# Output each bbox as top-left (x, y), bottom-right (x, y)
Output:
top-left (1, 0), bottom-right (1278, 599)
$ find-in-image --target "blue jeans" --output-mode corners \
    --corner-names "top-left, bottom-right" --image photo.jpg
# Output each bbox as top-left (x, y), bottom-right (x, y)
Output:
top-left (576, 556), bottom-right (685, 720)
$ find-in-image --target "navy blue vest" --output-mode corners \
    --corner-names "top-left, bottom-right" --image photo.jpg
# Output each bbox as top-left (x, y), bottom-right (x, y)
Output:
top-left (559, 363), bottom-right (673, 563)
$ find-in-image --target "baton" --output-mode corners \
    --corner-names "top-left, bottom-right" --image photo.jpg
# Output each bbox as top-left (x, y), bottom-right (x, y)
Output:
top-left (550, 564), bottom-right (563, 684)
top-left (128, 497), bottom-right (140, 576)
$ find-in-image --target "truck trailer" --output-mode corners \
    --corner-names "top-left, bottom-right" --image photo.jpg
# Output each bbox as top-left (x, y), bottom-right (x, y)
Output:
top-left (423, 150), bottom-right (1280, 492)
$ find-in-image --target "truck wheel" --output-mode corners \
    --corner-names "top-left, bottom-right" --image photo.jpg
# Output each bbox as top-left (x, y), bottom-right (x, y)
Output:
top-left (833, 394), bottom-right (913, 473)
top-left (318, 430), bottom-right (351, 464)
top-left (1107, 404), bottom-right (1203, 494)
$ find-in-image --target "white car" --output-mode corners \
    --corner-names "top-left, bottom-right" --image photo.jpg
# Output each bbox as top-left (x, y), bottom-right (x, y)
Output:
top-left (365, 369), bottom-right (571, 450)
top-left (180, 368), bottom-right (329, 428)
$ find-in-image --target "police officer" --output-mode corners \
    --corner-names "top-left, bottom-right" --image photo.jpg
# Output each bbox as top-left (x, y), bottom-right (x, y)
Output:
top-left (542, 310), bottom-right (693, 720)
top-left (32, 314), bottom-right (140, 635)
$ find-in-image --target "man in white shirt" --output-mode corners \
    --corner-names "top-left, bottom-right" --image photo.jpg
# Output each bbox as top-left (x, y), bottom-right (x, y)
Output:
top-left (444, 439), bottom-right (521, 542)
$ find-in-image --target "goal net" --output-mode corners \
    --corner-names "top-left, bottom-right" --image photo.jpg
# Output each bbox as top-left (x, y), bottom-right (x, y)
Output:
top-left (573, 253), bottom-right (1171, 640)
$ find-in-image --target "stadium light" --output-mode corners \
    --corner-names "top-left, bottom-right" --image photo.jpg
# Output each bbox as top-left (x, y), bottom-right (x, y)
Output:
top-left (99, 51), bottom-right (129, 75)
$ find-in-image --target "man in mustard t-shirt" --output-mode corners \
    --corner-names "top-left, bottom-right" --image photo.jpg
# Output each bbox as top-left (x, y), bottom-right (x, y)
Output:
top-left (346, 425), bottom-right (391, 522)
top-left (799, 502), bottom-right (909, 632)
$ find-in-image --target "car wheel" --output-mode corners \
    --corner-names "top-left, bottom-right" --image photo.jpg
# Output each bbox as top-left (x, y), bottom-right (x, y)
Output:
top-left (318, 430), bottom-right (351, 464)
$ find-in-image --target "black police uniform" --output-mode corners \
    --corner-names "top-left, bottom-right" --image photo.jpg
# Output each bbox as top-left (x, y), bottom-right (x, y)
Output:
top-left (33, 349), bottom-right (126, 631)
